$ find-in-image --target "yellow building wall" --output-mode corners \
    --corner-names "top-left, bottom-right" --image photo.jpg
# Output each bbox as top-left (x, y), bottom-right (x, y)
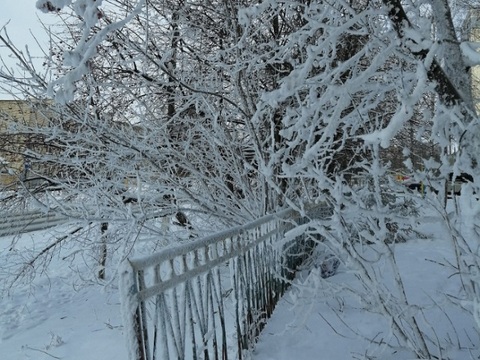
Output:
top-left (0, 100), bottom-right (51, 187)
top-left (469, 16), bottom-right (480, 114)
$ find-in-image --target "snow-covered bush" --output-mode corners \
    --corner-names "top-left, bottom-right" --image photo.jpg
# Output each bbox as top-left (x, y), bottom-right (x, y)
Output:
top-left (3, 0), bottom-right (480, 358)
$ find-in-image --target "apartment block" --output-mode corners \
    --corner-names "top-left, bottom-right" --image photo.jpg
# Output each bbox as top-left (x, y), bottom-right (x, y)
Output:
top-left (0, 99), bottom-right (51, 187)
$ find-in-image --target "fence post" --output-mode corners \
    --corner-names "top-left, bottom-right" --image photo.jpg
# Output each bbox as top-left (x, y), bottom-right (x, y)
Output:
top-left (120, 260), bottom-right (147, 360)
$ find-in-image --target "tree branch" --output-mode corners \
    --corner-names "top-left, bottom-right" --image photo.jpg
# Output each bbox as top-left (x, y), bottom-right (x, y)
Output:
top-left (382, 0), bottom-right (466, 108)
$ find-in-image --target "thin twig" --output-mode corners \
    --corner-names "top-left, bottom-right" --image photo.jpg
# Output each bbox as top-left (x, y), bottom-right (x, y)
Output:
top-left (23, 345), bottom-right (62, 359)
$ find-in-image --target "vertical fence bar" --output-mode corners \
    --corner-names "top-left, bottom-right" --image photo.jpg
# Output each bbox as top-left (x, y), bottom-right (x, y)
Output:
top-left (185, 277), bottom-right (198, 360)
top-left (120, 261), bottom-right (146, 360)
top-left (157, 292), bottom-right (170, 360)
top-left (137, 270), bottom-right (151, 360)
top-left (214, 243), bottom-right (228, 360)
top-left (121, 204), bottom-right (330, 360)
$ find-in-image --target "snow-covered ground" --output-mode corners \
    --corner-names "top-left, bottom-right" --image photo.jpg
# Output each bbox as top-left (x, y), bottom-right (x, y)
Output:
top-left (252, 237), bottom-right (478, 359)
top-left (0, 226), bottom-right (127, 360)
top-left (1, 203), bottom-right (479, 359)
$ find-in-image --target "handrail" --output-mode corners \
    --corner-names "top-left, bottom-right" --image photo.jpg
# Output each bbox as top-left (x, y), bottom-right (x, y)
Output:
top-left (0, 210), bottom-right (68, 237)
top-left (0, 206), bottom-right (176, 238)
top-left (120, 204), bottom-right (331, 360)
top-left (129, 207), bottom-right (296, 271)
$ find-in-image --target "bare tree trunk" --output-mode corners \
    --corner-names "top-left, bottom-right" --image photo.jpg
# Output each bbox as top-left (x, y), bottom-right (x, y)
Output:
top-left (383, 0), bottom-right (468, 108)
top-left (431, 0), bottom-right (474, 110)
top-left (98, 222), bottom-right (108, 280)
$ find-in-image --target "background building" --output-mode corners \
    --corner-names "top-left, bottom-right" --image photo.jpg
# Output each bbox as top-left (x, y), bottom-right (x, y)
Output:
top-left (464, 9), bottom-right (480, 113)
top-left (0, 99), bottom-right (51, 188)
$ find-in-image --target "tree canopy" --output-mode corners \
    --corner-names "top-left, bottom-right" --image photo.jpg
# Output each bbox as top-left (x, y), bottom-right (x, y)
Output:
top-left (2, 0), bottom-right (480, 357)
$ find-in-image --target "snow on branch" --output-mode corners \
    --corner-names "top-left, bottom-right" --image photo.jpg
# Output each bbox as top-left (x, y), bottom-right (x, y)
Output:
top-left (460, 41), bottom-right (480, 67)
top-left (36, 0), bottom-right (72, 13)
top-left (382, 0), bottom-right (466, 108)
top-left (37, 0), bottom-right (146, 104)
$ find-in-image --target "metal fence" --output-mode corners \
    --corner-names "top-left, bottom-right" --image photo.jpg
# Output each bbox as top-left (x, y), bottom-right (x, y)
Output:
top-left (0, 206), bottom-right (183, 238)
top-left (0, 209), bottom-right (68, 237)
top-left (120, 205), bottom-right (331, 360)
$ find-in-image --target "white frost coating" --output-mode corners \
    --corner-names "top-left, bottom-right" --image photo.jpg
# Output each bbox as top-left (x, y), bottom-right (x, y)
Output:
top-left (283, 223), bottom-right (309, 243)
top-left (460, 42), bottom-right (480, 67)
top-left (362, 103), bottom-right (412, 148)
top-left (237, 2), bottom-right (269, 27)
top-left (119, 260), bottom-right (141, 360)
top-left (48, 0), bottom-right (146, 103)
top-left (36, 0), bottom-right (73, 12)
top-left (362, 63), bottom-right (428, 148)
top-left (129, 206), bottom-right (301, 270)
top-left (431, 0), bottom-right (473, 109)
top-left (403, 28), bottom-right (432, 53)
top-left (63, 50), bottom-right (83, 67)
top-left (403, 157), bottom-right (413, 171)
top-left (72, 0), bottom-right (103, 29)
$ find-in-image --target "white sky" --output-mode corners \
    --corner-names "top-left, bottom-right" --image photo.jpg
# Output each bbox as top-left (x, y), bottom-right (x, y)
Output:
top-left (0, 3), bottom-right (56, 98)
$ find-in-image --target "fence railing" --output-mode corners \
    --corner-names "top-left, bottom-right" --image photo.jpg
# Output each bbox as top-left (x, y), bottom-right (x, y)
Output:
top-left (0, 206), bottom-right (181, 238)
top-left (0, 210), bottom-right (68, 237)
top-left (120, 205), bottom-right (331, 360)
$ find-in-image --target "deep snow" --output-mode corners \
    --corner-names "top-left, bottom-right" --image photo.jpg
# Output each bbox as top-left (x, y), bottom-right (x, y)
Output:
top-left (0, 226), bottom-right (128, 360)
top-left (1, 203), bottom-right (479, 360)
top-left (252, 237), bottom-right (478, 359)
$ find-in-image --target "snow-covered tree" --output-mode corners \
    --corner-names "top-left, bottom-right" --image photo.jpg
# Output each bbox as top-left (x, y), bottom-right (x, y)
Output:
top-left (3, 0), bottom-right (480, 357)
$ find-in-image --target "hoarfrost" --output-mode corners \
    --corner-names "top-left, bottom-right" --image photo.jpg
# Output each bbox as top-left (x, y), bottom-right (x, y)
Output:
top-left (460, 41), bottom-right (480, 67)
top-left (36, 0), bottom-right (72, 13)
